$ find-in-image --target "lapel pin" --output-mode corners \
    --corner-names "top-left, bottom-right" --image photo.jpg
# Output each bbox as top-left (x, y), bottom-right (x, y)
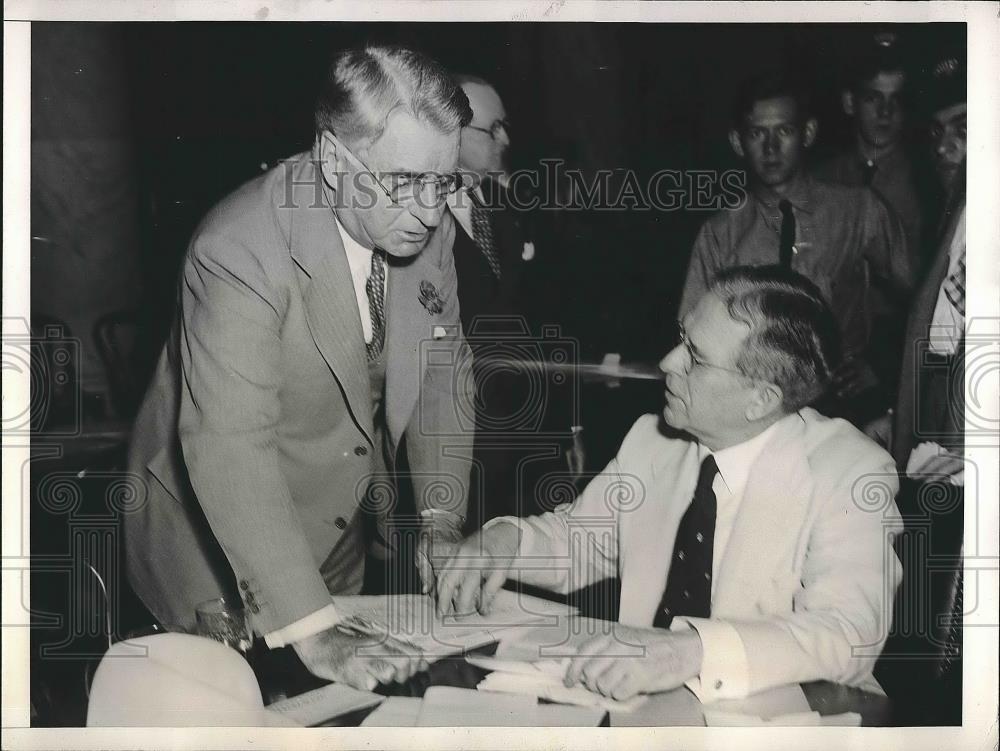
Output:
top-left (418, 280), bottom-right (444, 315)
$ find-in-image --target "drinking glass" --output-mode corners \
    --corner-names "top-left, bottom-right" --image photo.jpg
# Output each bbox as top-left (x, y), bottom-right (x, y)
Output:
top-left (195, 596), bottom-right (253, 656)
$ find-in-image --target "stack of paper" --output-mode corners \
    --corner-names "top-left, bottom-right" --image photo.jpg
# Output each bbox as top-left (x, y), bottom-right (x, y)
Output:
top-left (469, 655), bottom-right (647, 713)
top-left (267, 683), bottom-right (384, 727)
top-left (330, 591), bottom-right (576, 658)
top-left (359, 687), bottom-right (604, 727)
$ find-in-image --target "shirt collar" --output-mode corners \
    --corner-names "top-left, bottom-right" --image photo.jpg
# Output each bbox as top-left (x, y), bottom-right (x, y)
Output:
top-left (752, 172), bottom-right (815, 215)
top-left (703, 416), bottom-right (786, 495)
top-left (333, 216), bottom-right (375, 279)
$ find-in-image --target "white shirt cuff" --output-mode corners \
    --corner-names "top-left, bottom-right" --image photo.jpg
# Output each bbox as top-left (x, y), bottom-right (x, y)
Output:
top-left (671, 616), bottom-right (749, 703)
top-left (483, 516), bottom-right (532, 555)
top-left (263, 604), bottom-right (341, 649)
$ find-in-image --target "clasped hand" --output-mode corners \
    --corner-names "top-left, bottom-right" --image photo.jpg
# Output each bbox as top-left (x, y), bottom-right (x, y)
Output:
top-left (563, 625), bottom-right (704, 701)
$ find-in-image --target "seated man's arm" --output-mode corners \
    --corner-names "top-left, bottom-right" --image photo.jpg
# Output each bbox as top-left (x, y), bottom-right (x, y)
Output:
top-left (683, 454), bottom-right (904, 701)
top-left (432, 416), bottom-right (656, 614)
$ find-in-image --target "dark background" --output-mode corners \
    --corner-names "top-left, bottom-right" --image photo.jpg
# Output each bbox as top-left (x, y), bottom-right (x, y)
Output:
top-left (32, 21), bottom-right (963, 368)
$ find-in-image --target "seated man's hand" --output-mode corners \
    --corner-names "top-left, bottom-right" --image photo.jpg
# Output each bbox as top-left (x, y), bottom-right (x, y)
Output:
top-left (433, 522), bottom-right (520, 617)
top-left (564, 625), bottom-right (703, 701)
top-left (292, 625), bottom-right (427, 690)
top-left (415, 519), bottom-right (464, 597)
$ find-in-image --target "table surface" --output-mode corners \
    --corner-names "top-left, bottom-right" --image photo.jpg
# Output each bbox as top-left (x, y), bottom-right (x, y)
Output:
top-left (254, 639), bottom-right (892, 727)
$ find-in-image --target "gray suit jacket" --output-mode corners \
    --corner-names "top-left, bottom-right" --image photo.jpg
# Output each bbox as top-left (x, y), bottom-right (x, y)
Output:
top-left (125, 151), bottom-right (474, 634)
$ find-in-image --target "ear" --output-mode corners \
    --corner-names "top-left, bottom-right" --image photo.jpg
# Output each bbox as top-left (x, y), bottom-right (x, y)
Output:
top-left (841, 90), bottom-right (855, 116)
top-left (728, 129), bottom-right (745, 159)
top-left (802, 118), bottom-right (819, 149)
top-left (745, 381), bottom-right (784, 422)
top-left (318, 130), bottom-right (342, 188)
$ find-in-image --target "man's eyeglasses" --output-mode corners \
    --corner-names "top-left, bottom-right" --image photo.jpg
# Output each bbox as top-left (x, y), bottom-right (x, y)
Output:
top-left (675, 326), bottom-right (746, 377)
top-left (465, 118), bottom-right (511, 141)
top-left (337, 139), bottom-right (470, 207)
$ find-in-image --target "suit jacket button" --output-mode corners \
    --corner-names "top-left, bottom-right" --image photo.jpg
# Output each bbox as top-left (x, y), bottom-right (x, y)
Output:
top-left (354, 445), bottom-right (368, 456)
top-left (249, 602), bottom-right (261, 614)
top-left (714, 679), bottom-right (723, 690)
top-left (239, 580), bottom-right (249, 591)
top-left (334, 517), bottom-right (347, 530)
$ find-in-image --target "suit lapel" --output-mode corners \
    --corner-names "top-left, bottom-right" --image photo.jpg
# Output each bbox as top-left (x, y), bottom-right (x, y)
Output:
top-left (713, 413), bottom-right (813, 616)
top-left (286, 155), bottom-right (374, 447)
top-left (618, 440), bottom-right (700, 625)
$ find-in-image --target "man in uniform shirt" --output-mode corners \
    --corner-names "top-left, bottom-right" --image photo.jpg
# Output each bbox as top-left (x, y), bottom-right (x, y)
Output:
top-left (124, 44), bottom-right (475, 689)
top-left (816, 40), bottom-right (926, 403)
top-left (817, 38), bottom-right (924, 259)
top-left (429, 266), bottom-right (903, 702)
top-left (679, 70), bottom-right (914, 425)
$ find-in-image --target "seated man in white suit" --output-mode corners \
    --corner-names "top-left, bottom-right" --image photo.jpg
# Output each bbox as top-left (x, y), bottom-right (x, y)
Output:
top-left (430, 265), bottom-right (904, 702)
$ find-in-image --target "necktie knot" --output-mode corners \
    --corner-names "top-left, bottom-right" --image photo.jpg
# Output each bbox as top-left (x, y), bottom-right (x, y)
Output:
top-left (696, 455), bottom-right (719, 497)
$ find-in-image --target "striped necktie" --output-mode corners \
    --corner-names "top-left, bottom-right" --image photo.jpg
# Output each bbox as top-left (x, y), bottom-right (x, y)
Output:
top-left (469, 190), bottom-right (503, 280)
top-left (366, 249), bottom-right (387, 361)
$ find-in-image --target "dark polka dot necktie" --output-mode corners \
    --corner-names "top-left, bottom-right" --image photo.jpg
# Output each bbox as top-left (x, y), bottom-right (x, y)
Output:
top-left (366, 249), bottom-right (386, 361)
top-left (653, 455), bottom-right (718, 629)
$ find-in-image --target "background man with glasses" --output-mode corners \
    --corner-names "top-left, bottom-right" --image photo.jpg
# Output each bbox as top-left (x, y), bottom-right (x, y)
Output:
top-left (427, 266), bottom-right (903, 703)
top-left (443, 73), bottom-right (584, 529)
top-left (124, 44), bottom-right (475, 689)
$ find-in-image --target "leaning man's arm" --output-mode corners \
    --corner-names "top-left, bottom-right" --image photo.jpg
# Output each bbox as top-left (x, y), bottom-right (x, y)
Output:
top-left (178, 233), bottom-right (337, 636)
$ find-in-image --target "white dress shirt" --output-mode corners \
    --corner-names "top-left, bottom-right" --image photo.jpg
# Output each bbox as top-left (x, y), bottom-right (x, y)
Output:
top-left (263, 217), bottom-right (386, 649)
top-left (928, 205), bottom-right (966, 356)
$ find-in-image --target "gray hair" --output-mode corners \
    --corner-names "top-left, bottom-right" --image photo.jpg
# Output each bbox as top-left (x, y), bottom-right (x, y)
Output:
top-left (314, 44), bottom-right (472, 145)
top-left (709, 265), bottom-right (842, 412)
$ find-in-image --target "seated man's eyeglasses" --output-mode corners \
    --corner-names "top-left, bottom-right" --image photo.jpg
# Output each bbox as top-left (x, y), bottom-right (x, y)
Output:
top-left (676, 325), bottom-right (747, 377)
top-left (337, 138), bottom-right (470, 207)
top-left (465, 118), bottom-right (511, 141)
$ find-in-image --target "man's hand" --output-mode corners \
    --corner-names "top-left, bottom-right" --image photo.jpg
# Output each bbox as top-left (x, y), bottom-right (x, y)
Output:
top-left (415, 521), bottom-right (463, 597)
top-left (292, 625), bottom-right (427, 690)
top-left (863, 411), bottom-right (893, 449)
top-left (433, 522), bottom-right (520, 617)
top-left (564, 626), bottom-right (703, 702)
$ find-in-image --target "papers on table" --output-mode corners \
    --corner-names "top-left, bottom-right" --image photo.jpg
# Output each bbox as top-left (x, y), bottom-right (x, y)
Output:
top-left (360, 687), bottom-right (604, 727)
top-left (360, 697), bottom-right (423, 727)
top-left (267, 682), bottom-right (384, 727)
top-left (703, 710), bottom-right (861, 726)
top-left (330, 590), bottom-right (576, 658)
top-left (469, 655), bottom-right (647, 713)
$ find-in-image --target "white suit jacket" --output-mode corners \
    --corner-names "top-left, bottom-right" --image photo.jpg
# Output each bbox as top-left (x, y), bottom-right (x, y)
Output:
top-left (499, 408), bottom-right (903, 699)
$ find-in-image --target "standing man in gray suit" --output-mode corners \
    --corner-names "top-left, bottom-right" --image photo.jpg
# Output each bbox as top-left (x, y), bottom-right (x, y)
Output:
top-left (124, 44), bottom-right (475, 689)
